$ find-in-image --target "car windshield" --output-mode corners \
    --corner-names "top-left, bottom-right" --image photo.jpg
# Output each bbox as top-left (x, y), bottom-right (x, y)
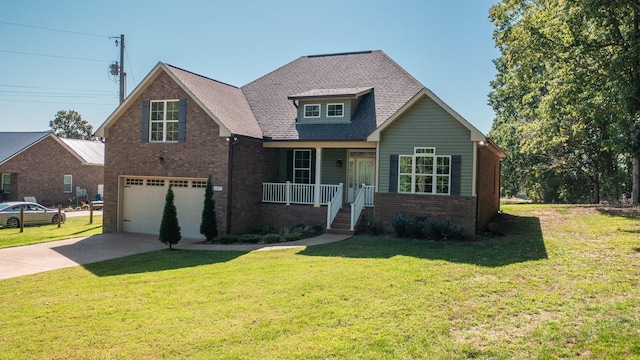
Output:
top-left (0, 203), bottom-right (12, 211)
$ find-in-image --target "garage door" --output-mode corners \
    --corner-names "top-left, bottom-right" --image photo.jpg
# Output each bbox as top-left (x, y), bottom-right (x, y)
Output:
top-left (121, 177), bottom-right (207, 238)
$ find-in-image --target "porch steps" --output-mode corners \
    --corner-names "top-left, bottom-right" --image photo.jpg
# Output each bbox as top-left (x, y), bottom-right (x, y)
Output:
top-left (328, 207), bottom-right (355, 235)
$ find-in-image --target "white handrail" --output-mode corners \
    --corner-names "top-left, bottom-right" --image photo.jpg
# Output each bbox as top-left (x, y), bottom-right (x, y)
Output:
top-left (350, 184), bottom-right (366, 231)
top-left (326, 183), bottom-right (343, 229)
top-left (263, 182), bottom-right (342, 205)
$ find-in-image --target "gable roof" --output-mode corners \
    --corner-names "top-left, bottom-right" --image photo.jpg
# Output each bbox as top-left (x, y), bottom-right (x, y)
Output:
top-left (95, 63), bottom-right (262, 139)
top-left (0, 131), bottom-right (105, 166)
top-left (58, 138), bottom-right (105, 165)
top-left (96, 50), bottom-right (490, 143)
top-left (242, 50), bottom-right (425, 140)
top-left (0, 131), bottom-right (51, 165)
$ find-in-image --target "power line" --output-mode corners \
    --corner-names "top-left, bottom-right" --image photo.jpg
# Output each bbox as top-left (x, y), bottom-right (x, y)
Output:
top-left (0, 98), bottom-right (117, 105)
top-left (0, 84), bottom-right (117, 93)
top-left (0, 20), bottom-right (107, 38)
top-left (0, 49), bottom-right (110, 62)
top-left (125, 47), bottom-right (137, 87)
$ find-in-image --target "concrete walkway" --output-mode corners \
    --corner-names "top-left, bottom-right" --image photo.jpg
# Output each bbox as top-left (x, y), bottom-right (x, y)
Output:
top-left (0, 233), bottom-right (351, 280)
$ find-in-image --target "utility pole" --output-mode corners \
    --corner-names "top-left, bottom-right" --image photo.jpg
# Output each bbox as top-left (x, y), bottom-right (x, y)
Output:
top-left (118, 34), bottom-right (126, 104)
top-left (109, 34), bottom-right (126, 103)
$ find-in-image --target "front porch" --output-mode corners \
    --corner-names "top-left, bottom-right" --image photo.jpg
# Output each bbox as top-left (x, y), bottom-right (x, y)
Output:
top-left (262, 182), bottom-right (374, 231)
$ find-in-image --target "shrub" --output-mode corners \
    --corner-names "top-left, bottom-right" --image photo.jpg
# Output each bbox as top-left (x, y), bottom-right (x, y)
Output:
top-left (310, 224), bottom-right (325, 236)
top-left (239, 234), bottom-right (262, 244)
top-left (200, 175), bottom-right (218, 241)
top-left (219, 234), bottom-right (239, 244)
top-left (427, 220), bottom-right (465, 241)
top-left (283, 231), bottom-right (304, 242)
top-left (262, 233), bottom-right (281, 244)
top-left (248, 224), bottom-right (277, 235)
top-left (159, 185), bottom-right (181, 249)
top-left (392, 214), bottom-right (412, 238)
top-left (412, 218), bottom-right (429, 239)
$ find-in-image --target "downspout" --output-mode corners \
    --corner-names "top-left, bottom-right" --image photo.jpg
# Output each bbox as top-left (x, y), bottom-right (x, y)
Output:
top-left (226, 135), bottom-right (239, 234)
top-left (475, 142), bottom-right (481, 233)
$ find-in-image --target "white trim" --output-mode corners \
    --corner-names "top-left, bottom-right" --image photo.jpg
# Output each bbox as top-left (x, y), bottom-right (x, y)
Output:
top-left (303, 104), bottom-right (321, 118)
top-left (263, 141), bottom-right (376, 149)
top-left (293, 149), bottom-right (312, 184)
top-left (472, 142), bottom-right (478, 196)
top-left (326, 103), bottom-right (344, 117)
top-left (63, 175), bottom-right (73, 193)
top-left (367, 89), bottom-right (486, 142)
top-left (149, 99), bottom-right (180, 143)
top-left (95, 63), bottom-right (233, 139)
top-left (1, 173), bottom-right (11, 193)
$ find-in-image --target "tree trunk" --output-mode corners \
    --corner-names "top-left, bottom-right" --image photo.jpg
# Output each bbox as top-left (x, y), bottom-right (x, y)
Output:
top-left (633, 155), bottom-right (640, 203)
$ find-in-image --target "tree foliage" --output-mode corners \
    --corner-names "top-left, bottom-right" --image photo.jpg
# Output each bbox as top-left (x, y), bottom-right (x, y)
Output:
top-left (49, 110), bottom-right (94, 140)
top-left (159, 185), bottom-right (181, 249)
top-left (200, 175), bottom-right (218, 241)
top-left (489, 0), bottom-right (638, 203)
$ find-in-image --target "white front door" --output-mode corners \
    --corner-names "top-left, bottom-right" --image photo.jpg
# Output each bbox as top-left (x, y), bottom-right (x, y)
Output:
top-left (347, 156), bottom-right (375, 202)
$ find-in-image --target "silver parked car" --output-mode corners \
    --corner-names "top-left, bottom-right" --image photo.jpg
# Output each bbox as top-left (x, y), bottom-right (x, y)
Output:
top-left (0, 202), bottom-right (66, 228)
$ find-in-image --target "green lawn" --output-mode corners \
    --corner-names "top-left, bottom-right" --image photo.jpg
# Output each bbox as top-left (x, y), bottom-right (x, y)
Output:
top-left (0, 215), bottom-right (103, 249)
top-left (1, 205), bottom-right (639, 359)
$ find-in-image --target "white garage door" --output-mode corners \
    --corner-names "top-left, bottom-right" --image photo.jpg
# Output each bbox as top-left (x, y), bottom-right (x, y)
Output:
top-left (121, 177), bottom-right (207, 239)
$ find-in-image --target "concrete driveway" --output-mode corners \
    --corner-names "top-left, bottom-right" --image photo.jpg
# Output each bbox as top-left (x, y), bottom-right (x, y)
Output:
top-left (0, 232), bottom-right (350, 280)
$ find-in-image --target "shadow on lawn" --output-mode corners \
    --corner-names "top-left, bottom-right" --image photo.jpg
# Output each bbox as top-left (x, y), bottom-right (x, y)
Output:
top-left (82, 250), bottom-right (248, 277)
top-left (299, 213), bottom-right (547, 267)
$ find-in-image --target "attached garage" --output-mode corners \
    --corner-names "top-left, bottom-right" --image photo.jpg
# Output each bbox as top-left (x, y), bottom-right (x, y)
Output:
top-left (119, 177), bottom-right (207, 239)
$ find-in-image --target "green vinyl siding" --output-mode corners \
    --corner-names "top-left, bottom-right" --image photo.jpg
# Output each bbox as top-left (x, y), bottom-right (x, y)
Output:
top-left (378, 97), bottom-right (475, 196)
top-left (298, 100), bottom-right (352, 123)
top-left (321, 148), bottom-right (348, 185)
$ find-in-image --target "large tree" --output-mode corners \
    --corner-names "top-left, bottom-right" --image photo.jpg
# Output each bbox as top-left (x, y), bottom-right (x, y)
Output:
top-left (489, 0), bottom-right (636, 203)
top-left (50, 110), bottom-right (94, 140)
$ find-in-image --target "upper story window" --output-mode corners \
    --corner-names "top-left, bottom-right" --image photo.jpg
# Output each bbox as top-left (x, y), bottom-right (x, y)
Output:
top-left (327, 103), bottom-right (344, 117)
top-left (399, 147), bottom-right (451, 195)
top-left (304, 104), bottom-right (320, 118)
top-left (150, 100), bottom-right (179, 142)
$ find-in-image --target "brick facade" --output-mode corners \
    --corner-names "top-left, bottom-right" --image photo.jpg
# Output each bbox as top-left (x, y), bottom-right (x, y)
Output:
top-left (0, 136), bottom-right (103, 207)
top-left (258, 203), bottom-right (327, 231)
top-left (103, 72), bottom-right (230, 233)
top-left (373, 192), bottom-right (477, 236)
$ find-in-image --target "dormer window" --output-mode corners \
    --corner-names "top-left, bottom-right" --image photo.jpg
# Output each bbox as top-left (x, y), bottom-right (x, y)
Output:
top-left (304, 104), bottom-right (320, 118)
top-left (327, 103), bottom-right (344, 117)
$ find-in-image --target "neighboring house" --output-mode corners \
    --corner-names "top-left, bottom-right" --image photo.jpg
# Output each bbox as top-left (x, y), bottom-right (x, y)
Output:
top-left (0, 131), bottom-right (104, 206)
top-left (95, 50), bottom-right (505, 239)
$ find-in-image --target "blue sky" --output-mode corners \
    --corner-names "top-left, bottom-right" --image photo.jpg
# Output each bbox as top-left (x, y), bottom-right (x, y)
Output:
top-left (1, 0), bottom-right (499, 134)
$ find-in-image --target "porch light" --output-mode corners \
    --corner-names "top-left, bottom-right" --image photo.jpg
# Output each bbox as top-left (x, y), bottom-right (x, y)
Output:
top-left (336, 159), bottom-right (343, 168)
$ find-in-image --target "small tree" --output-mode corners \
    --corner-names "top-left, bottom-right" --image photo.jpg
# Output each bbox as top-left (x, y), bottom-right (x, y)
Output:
top-left (159, 185), bottom-right (181, 249)
top-left (200, 175), bottom-right (218, 241)
top-left (50, 110), bottom-right (94, 139)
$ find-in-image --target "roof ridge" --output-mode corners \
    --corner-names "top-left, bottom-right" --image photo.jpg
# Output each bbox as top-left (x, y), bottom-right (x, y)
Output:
top-left (162, 62), bottom-right (240, 89)
top-left (306, 50), bottom-right (375, 58)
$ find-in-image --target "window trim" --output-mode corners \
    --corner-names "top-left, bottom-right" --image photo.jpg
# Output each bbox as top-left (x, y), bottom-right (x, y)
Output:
top-left (149, 99), bottom-right (180, 143)
top-left (397, 148), bottom-right (451, 195)
top-left (1, 173), bottom-right (11, 193)
top-left (303, 104), bottom-right (321, 118)
top-left (63, 175), bottom-right (73, 193)
top-left (326, 103), bottom-right (344, 117)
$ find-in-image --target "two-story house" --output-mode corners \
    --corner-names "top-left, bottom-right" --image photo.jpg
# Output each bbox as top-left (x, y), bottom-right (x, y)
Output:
top-left (95, 50), bottom-right (505, 239)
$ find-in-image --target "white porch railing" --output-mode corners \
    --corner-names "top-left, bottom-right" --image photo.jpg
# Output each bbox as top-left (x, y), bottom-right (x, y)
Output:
top-left (363, 185), bottom-right (375, 207)
top-left (262, 182), bottom-right (342, 205)
top-left (326, 184), bottom-right (344, 230)
top-left (350, 185), bottom-right (366, 231)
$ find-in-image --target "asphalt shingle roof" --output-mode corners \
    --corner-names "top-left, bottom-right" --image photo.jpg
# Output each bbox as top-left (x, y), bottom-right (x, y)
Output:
top-left (0, 131), bottom-right (51, 164)
top-left (241, 50), bottom-right (425, 140)
top-left (164, 64), bottom-right (263, 139)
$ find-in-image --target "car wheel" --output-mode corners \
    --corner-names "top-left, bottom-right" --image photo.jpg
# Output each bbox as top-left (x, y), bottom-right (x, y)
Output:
top-left (52, 215), bottom-right (59, 224)
top-left (7, 217), bottom-right (19, 228)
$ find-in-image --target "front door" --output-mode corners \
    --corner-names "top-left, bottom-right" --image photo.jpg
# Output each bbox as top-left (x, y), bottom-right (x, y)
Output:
top-left (347, 152), bottom-right (375, 202)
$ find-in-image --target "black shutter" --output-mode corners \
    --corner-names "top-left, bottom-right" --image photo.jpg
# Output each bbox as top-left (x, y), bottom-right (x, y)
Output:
top-left (310, 149), bottom-right (316, 184)
top-left (286, 150), bottom-right (293, 182)
top-left (389, 154), bottom-right (399, 193)
top-left (178, 99), bottom-right (187, 142)
top-left (451, 155), bottom-right (462, 196)
top-left (141, 100), bottom-right (150, 142)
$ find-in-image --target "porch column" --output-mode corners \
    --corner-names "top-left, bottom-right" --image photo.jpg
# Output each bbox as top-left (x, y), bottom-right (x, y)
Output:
top-left (314, 146), bottom-right (322, 207)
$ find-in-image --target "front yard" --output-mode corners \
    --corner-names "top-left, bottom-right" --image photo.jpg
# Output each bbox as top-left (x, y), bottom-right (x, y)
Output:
top-left (0, 215), bottom-right (103, 249)
top-left (0, 204), bottom-right (639, 358)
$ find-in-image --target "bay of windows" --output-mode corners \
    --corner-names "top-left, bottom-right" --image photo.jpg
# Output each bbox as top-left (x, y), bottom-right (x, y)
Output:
top-left (399, 147), bottom-right (451, 195)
